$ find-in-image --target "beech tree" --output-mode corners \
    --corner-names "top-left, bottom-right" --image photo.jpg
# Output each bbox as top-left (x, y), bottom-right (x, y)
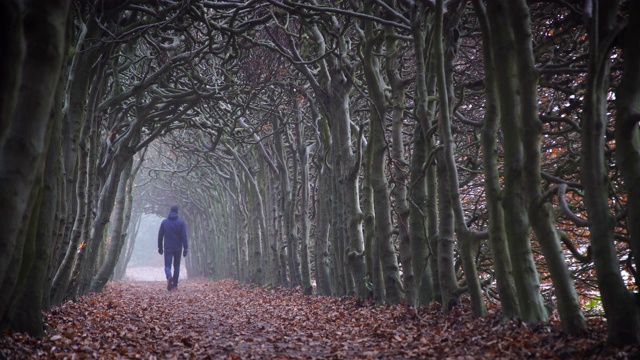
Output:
top-left (0, 0), bottom-right (71, 335)
top-left (581, 0), bottom-right (640, 343)
top-left (361, 1), bottom-right (404, 304)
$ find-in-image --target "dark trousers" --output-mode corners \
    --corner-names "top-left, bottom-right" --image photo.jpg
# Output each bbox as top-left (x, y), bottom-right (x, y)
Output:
top-left (164, 249), bottom-right (182, 287)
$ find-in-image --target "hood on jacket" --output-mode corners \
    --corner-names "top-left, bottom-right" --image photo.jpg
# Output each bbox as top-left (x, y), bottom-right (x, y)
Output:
top-left (168, 211), bottom-right (179, 220)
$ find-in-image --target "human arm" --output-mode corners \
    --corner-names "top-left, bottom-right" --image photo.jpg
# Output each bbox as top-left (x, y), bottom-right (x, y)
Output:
top-left (182, 221), bottom-right (188, 257)
top-left (158, 222), bottom-right (164, 254)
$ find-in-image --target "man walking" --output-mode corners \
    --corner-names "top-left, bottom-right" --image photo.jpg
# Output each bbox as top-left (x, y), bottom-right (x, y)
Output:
top-left (158, 205), bottom-right (188, 291)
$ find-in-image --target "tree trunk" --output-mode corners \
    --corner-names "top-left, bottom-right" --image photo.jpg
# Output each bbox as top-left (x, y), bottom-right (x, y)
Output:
top-left (387, 26), bottom-right (414, 306)
top-left (114, 207), bottom-right (141, 280)
top-left (7, 109), bottom-right (61, 335)
top-left (425, 120), bottom-right (440, 304)
top-left (42, 91), bottom-right (65, 312)
top-left (0, 0), bottom-right (70, 305)
top-left (229, 146), bottom-right (266, 285)
top-left (471, 0), bottom-right (520, 319)
top-left (56, 15), bottom-right (101, 281)
top-left (295, 104), bottom-right (314, 295)
top-left (409, 122), bottom-right (434, 306)
top-left (410, 5), bottom-right (439, 305)
top-left (582, 0), bottom-right (640, 344)
top-left (426, 48), bottom-right (442, 307)
top-left (284, 21), bottom-right (364, 297)
top-left (615, 0), bottom-right (640, 321)
top-left (364, 137), bottom-right (384, 302)
top-left (268, 178), bottom-right (286, 287)
top-left (329, 50), bottom-right (364, 299)
top-left (7, 129), bottom-right (59, 335)
top-left (62, 53), bottom-right (110, 300)
top-left (315, 163), bottom-right (333, 296)
top-left (331, 94), bottom-right (362, 297)
top-left (50, 117), bottom-right (91, 306)
top-left (507, 0), bottom-right (585, 334)
top-left (232, 171), bottom-right (248, 282)
top-left (330, 166), bottom-right (347, 296)
top-left (486, 0), bottom-right (548, 322)
top-left (1, 188), bottom-right (41, 334)
top-left (256, 161), bottom-right (270, 285)
top-left (315, 115), bottom-right (333, 296)
top-left (0, 0), bottom-right (22, 147)
top-left (435, 0), bottom-right (485, 316)
top-left (90, 159), bottom-right (133, 292)
top-left (74, 150), bottom-right (131, 297)
top-left (288, 130), bottom-right (303, 288)
top-left (368, 75), bottom-right (404, 305)
top-left (274, 115), bottom-right (301, 287)
top-left (248, 180), bottom-right (264, 285)
top-left (362, 10), bottom-right (403, 304)
top-left (435, 151), bottom-right (459, 311)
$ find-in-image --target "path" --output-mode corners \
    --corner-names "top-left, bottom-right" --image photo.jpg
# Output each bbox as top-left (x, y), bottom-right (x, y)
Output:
top-left (1, 279), bottom-right (638, 359)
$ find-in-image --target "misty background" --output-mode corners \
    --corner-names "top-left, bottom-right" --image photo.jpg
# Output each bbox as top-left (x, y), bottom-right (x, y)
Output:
top-left (123, 214), bottom-right (187, 281)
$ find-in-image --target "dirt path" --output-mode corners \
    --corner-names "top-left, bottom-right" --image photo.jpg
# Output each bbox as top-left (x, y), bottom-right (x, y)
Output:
top-left (1, 279), bottom-right (638, 359)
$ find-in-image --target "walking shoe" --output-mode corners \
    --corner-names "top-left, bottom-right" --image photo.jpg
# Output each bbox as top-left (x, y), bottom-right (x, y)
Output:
top-left (167, 278), bottom-right (172, 291)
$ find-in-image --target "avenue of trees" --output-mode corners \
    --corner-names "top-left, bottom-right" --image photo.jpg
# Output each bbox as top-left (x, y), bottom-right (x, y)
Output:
top-left (2, 0), bottom-right (640, 346)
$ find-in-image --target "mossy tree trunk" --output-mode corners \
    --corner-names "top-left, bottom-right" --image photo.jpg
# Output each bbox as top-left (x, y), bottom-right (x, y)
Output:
top-left (471, 0), bottom-right (519, 319)
top-left (582, 0), bottom-right (640, 344)
top-left (50, 110), bottom-right (94, 306)
top-left (409, 4), bottom-right (436, 305)
top-left (2, 106), bottom-right (62, 335)
top-left (113, 203), bottom-right (142, 280)
top-left (41, 88), bottom-right (65, 312)
top-left (295, 102), bottom-right (314, 295)
top-left (434, 0), bottom-right (486, 317)
top-left (54, 11), bottom-right (102, 281)
top-left (0, 0), bottom-right (21, 145)
top-left (387, 25), bottom-right (414, 307)
top-left (362, 4), bottom-right (403, 304)
top-left (228, 145), bottom-right (266, 286)
top-left (273, 114), bottom-right (302, 287)
top-left (90, 158), bottom-right (133, 293)
top-left (615, 0), bottom-right (640, 335)
top-left (364, 132), bottom-right (385, 302)
top-left (288, 20), bottom-right (365, 298)
top-left (435, 150), bottom-right (458, 310)
top-left (314, 113), bottom-right (333, 296)
top-left (409, 3), bottom-right (439, 306)
top-left (507, 0), bottom-right (585, 334)
top-left (486, 0), bottom-right (548, 322)
top-left (408, 121), bottom-right (434, 306)
top-left (0, 0), bottom-right (70, 319)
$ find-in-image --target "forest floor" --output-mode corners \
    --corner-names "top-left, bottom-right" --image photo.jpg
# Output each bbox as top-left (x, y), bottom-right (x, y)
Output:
top-left (2, 278), bottom-right (640, 359)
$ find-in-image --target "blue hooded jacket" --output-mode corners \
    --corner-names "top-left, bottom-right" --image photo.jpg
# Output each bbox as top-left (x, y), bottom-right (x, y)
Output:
top-left (158, 210), bottom-right (188, 251)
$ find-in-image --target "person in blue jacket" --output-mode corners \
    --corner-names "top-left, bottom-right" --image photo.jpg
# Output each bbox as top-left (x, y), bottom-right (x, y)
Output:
top-left (158, 205), bottom-right (188, 291)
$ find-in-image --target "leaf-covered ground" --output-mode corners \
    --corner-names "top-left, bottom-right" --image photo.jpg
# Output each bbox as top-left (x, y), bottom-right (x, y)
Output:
top-left (2, 279), bottom-right (639, 359)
